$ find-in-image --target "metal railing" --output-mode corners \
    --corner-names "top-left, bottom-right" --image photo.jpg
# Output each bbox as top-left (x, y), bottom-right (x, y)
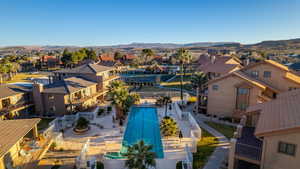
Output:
top-left (235, 142), bottom-right (262, 161)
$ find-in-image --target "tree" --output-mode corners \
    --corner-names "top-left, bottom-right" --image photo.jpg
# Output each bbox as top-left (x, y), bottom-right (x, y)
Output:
top-left (114, 51), bottom-right (124, 61)
top-left (61, 49), bottom-right (73, 67)
top-left (107, 80), bottom-right (140, 120)
top-left (141, 49), bottom-right (155, 64)
top-left (191, 72), bottom-right (208, 91)
top-left (175, 48), bottom-right (193, 102)
top-left (161, 96), bottom-right (172, 117)
top-left (160, 116), bottom-right (179, 137)
top-left (125, 140), bottom-right (156, 169)
top-left (86, 49), bottom-right (98, 61)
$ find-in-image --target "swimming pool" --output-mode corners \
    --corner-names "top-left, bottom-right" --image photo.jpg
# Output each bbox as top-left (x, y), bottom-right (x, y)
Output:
top-left (121, 106), bottom-right (164, 158)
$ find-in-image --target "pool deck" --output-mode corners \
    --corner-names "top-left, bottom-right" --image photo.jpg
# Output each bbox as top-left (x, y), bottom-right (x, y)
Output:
top-left (40, 102), bottom-right (195, 169)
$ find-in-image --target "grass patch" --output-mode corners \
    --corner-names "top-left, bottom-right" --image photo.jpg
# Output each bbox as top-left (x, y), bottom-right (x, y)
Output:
top-left (38, 118), bottom-right (55, 131)
top-left (204, 121), bottom-right (236, 139)
top-left (3, 73), bottom-right (45, 83)
top-left (193, 130), bottom-right (219, 169)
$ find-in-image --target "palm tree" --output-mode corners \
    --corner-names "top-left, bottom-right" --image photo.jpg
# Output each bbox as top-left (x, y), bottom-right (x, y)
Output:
top-left (107, 80), bottom-right (140, 120)
top-left (175, 48), bottom-right (193, 102)
top-left (160, 116), bottom-right (179, 137)
top-left (191, 72), bottom-right (208, 92)
top-left (125, 140), bottom-right (156, 169)
top-left (162, 96), bottom-right (172, 117)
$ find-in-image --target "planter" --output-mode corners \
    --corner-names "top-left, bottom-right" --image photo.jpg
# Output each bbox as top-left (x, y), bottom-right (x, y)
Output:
top-left (73, 126), bottom-right (90, 134)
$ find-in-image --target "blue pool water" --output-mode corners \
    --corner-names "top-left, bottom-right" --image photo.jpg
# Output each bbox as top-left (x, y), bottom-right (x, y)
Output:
top-left (121, 106), bottom-right (164, 158)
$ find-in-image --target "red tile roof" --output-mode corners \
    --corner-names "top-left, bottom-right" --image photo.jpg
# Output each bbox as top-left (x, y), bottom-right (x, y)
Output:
top-left (99, 53), bottom-right (115, 62)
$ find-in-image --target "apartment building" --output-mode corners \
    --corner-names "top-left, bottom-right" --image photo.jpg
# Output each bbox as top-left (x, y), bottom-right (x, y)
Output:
top-left (33, 63), bottom-right (119, 116)
top-left (198, 55), bottom-right (242, 79)
top-left (201, 60), bottom-right (300, 118)
top-left (0, 84), bottom-right (34, 119)
top-left (228, 89), bottom-right (300, 169)
top-left (0, 118), bottom-right (48, 169)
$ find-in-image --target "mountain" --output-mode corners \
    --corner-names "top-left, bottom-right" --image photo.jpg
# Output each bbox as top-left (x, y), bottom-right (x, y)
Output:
top-left (246, 38), bottom-right (300, 49)
top-left (105, 42), bottom-right (239, 49)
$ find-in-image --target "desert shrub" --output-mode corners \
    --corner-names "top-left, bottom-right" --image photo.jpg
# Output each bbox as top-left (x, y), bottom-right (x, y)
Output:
top-left (98, 108), bottom-right (105, 116)
top-left (97, 161), bottom-right (104, 169)
top-left (160, 116), bottom-right (179, 137)
top-left (75, 117), bottom-right (89, 129)
top-left (176, 161), bottom-right (182, 169)
top-left (107, 106), bottom-right (112, 112)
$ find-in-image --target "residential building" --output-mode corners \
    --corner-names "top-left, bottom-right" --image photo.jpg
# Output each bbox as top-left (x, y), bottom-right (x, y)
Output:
top-left (0, 84), bottom-right (34, 119)
top-left (36, 63), bottom-right (119, 116)
top-left (228, 89), bottom-right (300, 169)
top-left (200, 60), bottom-right (300, 118)
top-left (0, 118), bottom-right (49, 169)
top-left (198, 55), bottom-right (242, 79)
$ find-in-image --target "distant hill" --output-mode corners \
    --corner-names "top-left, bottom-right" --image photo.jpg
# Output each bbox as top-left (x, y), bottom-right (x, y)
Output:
top-left (246, 38), bottom-right (300, 49)
top-left (102, 42), bottom-right (239, 49)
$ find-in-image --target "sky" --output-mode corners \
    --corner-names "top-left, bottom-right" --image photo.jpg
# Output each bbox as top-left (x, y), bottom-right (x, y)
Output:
top-left (0, 0), bottom-right (300, 46)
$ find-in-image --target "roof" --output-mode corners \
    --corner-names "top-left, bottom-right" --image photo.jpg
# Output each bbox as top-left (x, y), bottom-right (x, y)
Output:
top-left (55, 63), bottom-right (113, 74)
top-left (242, 59), bottom-right (290, 72)
top-left (207, 70), bottom-right (280, 92)
top-left (124, 54), bottom-right (137, 60)
top-left (0, 118), bottom-right (41, 157)
top-left (198, 56), bottom-right (241, 74)
top-left (0, 84), bottom-right (31, 99)
top-left (40, 55), bottom-right (58, 62)
top-left (99, 53), bottom-right (115, 62)
top-left (43, 76), bottom-right (97, 94)
top-left (250, 89), bottom-right (300, 137)
top-left (289, 62), bottom-right (300, 71)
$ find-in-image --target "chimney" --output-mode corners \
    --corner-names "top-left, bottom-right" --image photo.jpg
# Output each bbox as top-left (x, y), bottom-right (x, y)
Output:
top-left (211, 55), bottom-right (216, 64)
top-left (96, 75), bottom-right (103, 91)
top-left (32, 83), bottom-right (44, 116)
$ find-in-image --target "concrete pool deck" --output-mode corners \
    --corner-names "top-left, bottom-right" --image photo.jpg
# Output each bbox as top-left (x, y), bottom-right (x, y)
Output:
top-left (41, 103), bottom-right (197, 169)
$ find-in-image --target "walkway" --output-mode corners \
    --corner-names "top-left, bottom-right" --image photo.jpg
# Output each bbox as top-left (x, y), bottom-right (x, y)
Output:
top-left (184, 104), bottom-right (230, 169)
top-left (195, 117), bottom-right (229, 169)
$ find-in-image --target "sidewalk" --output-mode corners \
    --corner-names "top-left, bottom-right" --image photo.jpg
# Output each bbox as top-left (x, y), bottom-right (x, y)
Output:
top-left (192, 113), bottom-right (230, 169)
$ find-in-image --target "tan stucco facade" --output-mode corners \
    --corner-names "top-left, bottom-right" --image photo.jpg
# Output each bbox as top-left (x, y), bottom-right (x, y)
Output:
top-left (261, 131), bottom-right (300, 169)
top-left (244, 63), bottom-right (300, 91)
top-left (207, 75), bottom-right (263, 117)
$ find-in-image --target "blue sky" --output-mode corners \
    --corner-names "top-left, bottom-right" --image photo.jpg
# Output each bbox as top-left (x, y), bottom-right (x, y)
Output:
top-left (0, 0), bottom-right (300, 46)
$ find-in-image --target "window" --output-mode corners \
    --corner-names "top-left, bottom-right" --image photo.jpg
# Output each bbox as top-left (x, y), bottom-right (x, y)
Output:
top-left (212, 85), bottom-right (219, 91)
top-left (251, 71), bottom-right (259, 78)
top-left (48, 95), bottom-right (54, 100)
top-left (237, 103), bottom-right (248, 110)
top-left (289, 87), bottom-right (298, 91)
top-left (278, 142), bottom-right (296, 156)
top-left (263, 71), bottom-right (271, 78)
top-left (238, 88), bottom-right (249, 95)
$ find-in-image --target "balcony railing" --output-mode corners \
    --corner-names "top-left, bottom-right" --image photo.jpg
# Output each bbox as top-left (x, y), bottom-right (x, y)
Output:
top-left (0, 101), bottom-right (33, 113)
top-left (70, 92), bottom-right (104, 105)
top-left (236, 142), bottom-right (262, 162)
top-left (235, 127), bottom-right (263, 163)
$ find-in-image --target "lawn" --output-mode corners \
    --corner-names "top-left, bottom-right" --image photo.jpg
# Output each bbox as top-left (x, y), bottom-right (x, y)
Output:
top-left (3, 73), bottom-right (45, 83)
top-left (38, 118), bottom-right (55, 131)
top-left (204, 121), bottom-right (236, 139)
top-left (193, 129), bottom-right (219, 169)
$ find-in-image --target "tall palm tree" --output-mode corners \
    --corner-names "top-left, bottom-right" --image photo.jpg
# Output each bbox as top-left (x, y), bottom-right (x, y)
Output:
top-left (125, 140), bottom-right (156, 169)
top-left (191, 71), bottom-right (208, 92)
top-left (107, 80), bottom-right (140, 120)
top-left (162, 96), bottom-right (172, 117)
top-left (175, 48), bottom-right (193, 102)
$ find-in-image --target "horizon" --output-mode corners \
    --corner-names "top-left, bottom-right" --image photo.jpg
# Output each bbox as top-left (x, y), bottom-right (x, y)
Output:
top-left (1, 0), bottom-right (300, 46)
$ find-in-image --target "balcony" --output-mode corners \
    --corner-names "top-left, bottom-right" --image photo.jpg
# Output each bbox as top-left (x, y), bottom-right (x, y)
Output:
top-left (70, 92), bottom-right (104, 105)
top-left (103, 75), bottom-right (120, 82)
top-left (0, 101), bottom-right (33, 115)
top-left (235, 127), bottom-right (262, 164)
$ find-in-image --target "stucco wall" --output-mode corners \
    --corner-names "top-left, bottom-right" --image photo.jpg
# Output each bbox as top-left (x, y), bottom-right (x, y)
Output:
top-left (207, 75), bottom-right (262, 117)
top-left (244, 64), bottom-right (300, 91)
top-left (262, 131), bottom-right (300, 169)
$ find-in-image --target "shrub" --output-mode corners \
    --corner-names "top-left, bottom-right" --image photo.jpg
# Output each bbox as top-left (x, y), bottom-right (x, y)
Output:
top-left (107, 106), bottom-right (112, 112)
top-left (98, 109), bottom-right (105, 116)
top-left (50, 142), bottom-right (57, 150)
top-left (176, 161), bottom-right (182, 169)
top-left (75, 117), bottom-right (89, 130)
top-left (97, 161), bottom-right (104, 169)
top-left (160, 116), bottom-right (179, 137)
